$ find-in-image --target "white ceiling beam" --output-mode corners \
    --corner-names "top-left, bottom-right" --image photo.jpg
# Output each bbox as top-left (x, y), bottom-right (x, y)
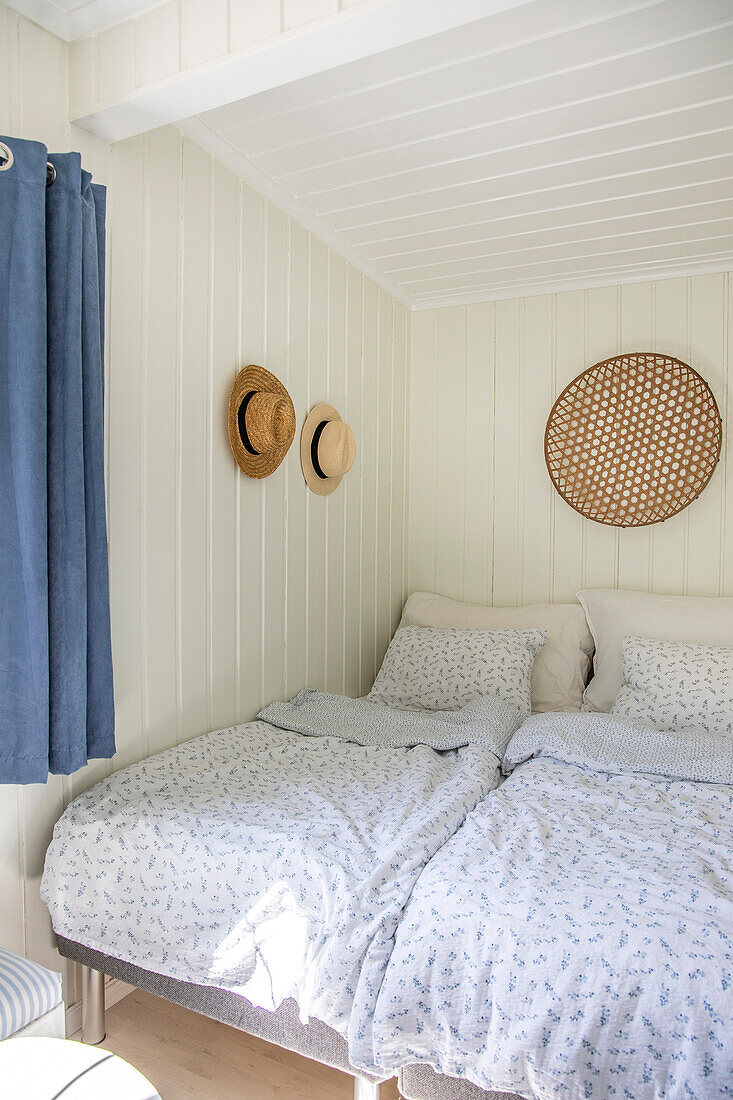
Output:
top-left (8, 0), bottom-right (156, 41)
top-left (70, 0), bottom-right (531, 143)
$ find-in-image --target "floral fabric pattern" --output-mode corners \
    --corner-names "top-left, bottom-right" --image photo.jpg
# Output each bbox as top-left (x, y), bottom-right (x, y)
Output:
top-left (368, 626), bottom-right (546, 716)
top-left (41, 708), bottom-right (506, 1041)
top-left (261, 689), bottom-right (521, 754)
top-left (362, 711), bottom-right (733, 1099)
top-left (613, 635), bottom-right (733, 738)
top-left (505, 708), bottom-right (733, 783)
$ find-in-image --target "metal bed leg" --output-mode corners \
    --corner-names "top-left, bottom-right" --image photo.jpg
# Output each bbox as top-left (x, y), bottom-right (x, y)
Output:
top-left (81, 965), bottom-right (106, 1045)
top-left (353, 1079), bottom-right (382, 1100)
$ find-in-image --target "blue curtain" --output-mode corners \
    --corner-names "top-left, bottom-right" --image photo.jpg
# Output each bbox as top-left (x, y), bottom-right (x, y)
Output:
top-left (0, 135), bottom-right (114, 784)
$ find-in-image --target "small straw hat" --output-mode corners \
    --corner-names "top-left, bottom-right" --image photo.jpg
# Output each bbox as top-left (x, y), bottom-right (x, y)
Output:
top-left (301, 403), bottom-right (357, 495)
top-left (228, 365), bottom-right (296, 479)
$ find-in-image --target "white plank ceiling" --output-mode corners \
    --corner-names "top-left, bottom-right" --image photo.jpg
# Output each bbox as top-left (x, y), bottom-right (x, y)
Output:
top-left (193, 0), bottom-right (733, 308)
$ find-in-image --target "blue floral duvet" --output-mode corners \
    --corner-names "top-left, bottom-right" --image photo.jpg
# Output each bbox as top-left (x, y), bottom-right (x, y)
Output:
top-left (41, 692), bottom-right (515, 1043)
top-left (362, 712), bottom-right (733, 1099)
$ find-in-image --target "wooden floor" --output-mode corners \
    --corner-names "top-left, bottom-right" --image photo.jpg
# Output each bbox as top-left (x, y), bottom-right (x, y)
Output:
top-left (94, 989), bottom-right (402, 1100)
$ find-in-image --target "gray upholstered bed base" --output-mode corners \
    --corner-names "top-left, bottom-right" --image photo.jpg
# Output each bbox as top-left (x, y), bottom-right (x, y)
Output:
top-left (57, 936), bottom-right (374, 1082)
top-left (57, 936), bottom-right (522, 1100)
top-left (398, 1063), bottom-right (523, 1100)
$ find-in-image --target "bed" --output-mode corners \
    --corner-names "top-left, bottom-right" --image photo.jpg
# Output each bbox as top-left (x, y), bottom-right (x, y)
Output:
top-left (54, 705), bottom-right (733, 1099)
top-left (41, 598), bottom-right (733, 1099)
top-left (363, 710), bottom-right (733, 1099)
top-left (41, 687), bottom-right (520, 1099)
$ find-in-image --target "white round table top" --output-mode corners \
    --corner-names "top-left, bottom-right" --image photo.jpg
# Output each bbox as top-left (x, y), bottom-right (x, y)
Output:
top-left (0, 1037), bottom-right (161, 1100)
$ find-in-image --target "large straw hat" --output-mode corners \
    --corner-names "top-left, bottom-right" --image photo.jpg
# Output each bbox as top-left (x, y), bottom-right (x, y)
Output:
top-left (228, 365), bottom-right (296, 479)
top-left (301, 403), bottom-right (357, 495)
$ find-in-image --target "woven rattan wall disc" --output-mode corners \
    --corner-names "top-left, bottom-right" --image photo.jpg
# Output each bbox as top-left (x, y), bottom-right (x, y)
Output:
top-left (544, 352), bottom-right (722, 528)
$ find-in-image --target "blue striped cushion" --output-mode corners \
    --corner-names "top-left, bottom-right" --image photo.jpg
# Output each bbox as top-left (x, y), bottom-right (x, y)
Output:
top-left (0, 949), bottom-right (63, 1040)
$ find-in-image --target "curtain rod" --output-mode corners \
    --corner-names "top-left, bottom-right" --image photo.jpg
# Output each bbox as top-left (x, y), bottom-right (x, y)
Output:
top-left (0, 141), bottom-right (56, 185)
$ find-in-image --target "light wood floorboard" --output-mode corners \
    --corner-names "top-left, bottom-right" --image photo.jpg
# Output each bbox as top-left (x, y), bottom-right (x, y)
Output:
top-left (91, 989), bottom-right (402, 1100)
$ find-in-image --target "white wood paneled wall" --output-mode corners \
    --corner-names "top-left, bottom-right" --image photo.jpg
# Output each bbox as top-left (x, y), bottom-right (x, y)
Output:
top-left (408, 273), bottom-right (732, 607)
top-left (0, 3), bottom-right (408, 1005)
top-left (106, 127), bottom-right (408, 759)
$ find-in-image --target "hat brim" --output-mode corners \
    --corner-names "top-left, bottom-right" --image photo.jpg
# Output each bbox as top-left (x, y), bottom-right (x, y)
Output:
top-left (228, 365), bottom-right (295, 479)
top-left (301, 403), bottom-right (347, 496)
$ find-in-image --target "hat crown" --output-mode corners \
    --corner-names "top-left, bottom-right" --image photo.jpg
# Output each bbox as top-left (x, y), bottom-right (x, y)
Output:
top-left (228, 364), bottom-right (295, 479)
top-left (318, 421), bottom-right (356, 478)
top-left (246, 391), bottom-right (295, 454)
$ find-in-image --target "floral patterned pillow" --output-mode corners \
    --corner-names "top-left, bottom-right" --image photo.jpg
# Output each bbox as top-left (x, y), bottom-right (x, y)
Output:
top-left (612, 636), bottom-right (733, 738)
top-left (368, 626), bottom-right (547, 717)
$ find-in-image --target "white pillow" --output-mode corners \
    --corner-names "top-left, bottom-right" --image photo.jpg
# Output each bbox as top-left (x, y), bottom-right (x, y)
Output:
top-left (400, 592), bottom-right (593, 712)
top-left (368, 626), bottom-right (546, 717)
top-left (612, 636), bottom-right (733, 738)
top-left (578, 589), bottom-right (733, 712)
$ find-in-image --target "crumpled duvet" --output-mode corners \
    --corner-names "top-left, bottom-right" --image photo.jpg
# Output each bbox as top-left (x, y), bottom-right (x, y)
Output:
top-left (261, 688), bottom-right (521, 752)
top-left (363, 710), bottom-right (733, 1099)
top-left (41, 693), bottom-right (514, 1043)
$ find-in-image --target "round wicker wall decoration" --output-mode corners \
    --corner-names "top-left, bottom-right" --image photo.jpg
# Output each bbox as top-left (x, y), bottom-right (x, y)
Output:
top-left (544, 352), bottom-right (722, 528)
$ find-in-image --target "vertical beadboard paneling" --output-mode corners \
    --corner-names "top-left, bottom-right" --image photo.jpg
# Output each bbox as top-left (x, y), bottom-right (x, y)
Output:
top-left (492, 300), bottom-right (522, 606)
top-left (135, 1), bottom-right (179, 87)
top-left (142, 127), bottom-right (180, 759)
top-left (521, 296), bottom-right (554, 605)
top-left (325, 253), bottom-right (347, 693)
top-left (0, 5), bottom-right (18, 134)
top-left (407, 310), bottom-right (437, 595)
top-left (283, 0), bottom-right (338, 31)
top-left (180, 0), bottom-right (227, 70)
top-left (390, 302), bottom-right (408, 635)
top-left (408, 273), bottom-right (733, 614)
top-left (208, 160), bottom-right (240, 727)
top-left (285, 219), bottom-right (309, 700)
top-left (462, 302), bottom-right (494, 608)
top-left (376, 289), bottom-right (394, 669)
top-left (0, 791), bottom-right (24, 956)
top-left (229, 0), bottom-right (281, 50)
top-left (238, 183), bottom-right (265, 719)
top-left (551, 291), bottom-right (586, 602)
top-left (306, 236), bottom-right (329, 690)
top-left (360, 279), bottom-right (379, 693)
top-left (434, 306), bottom-right (466, 601)
top-left (108, 135), bottom-right (146, 773)
top-left (262, 201), bottom-right (289, 704)
top-left (343, 268), bottom-right (364, 699)
top-left (97, 21), bottom-right (135, 104)
top-left (2, 8), bottom-right (409, 1003)
top-left (178, 137), bottom-right (211, 742)
top-left (16, 16), bottom-right (68, 150)
top-left (18, 780), bottom-right (66, 993)
top-left (686, 275), bottom-right (727, 596)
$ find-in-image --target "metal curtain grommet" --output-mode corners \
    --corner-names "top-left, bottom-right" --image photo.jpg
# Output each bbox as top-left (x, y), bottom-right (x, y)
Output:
top-left (0, 141), bottom-right (14, 171)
